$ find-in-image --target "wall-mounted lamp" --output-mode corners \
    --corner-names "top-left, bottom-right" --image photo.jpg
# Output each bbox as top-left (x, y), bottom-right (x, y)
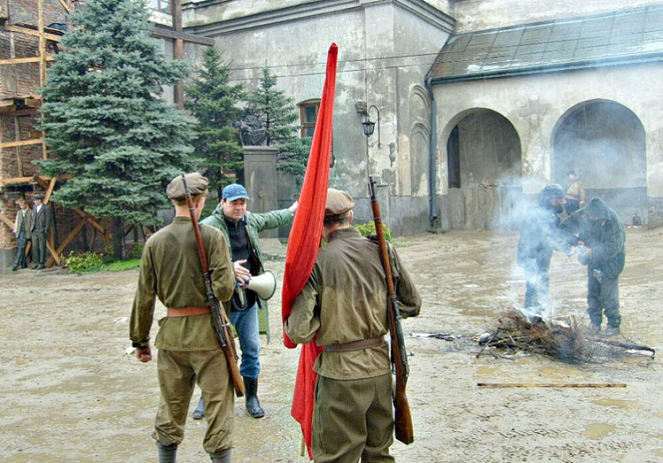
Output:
top-left (361, 105), bottom-right (381, 148)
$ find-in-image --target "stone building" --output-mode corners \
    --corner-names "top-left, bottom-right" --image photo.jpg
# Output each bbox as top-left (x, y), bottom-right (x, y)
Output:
top-left (183, 0), bottom-right (663, 232)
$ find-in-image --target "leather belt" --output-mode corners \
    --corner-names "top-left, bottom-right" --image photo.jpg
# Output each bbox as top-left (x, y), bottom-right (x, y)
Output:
top-left (167, 307), bottom-right (211, 317)
top-left (323, 336), bottom-right (385, 352)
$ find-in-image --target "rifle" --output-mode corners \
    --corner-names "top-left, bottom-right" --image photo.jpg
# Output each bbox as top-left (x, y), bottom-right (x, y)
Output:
top-left (181, 174), bottom-right (245, 397)
top-left (368, 176), bottom-right (414, 445)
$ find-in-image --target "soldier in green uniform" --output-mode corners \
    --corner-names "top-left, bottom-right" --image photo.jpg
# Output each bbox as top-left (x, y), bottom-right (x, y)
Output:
top-left (285, 188), bottom-right (422, 463)
top-left (130, 173), bottom-right (236, 463)
top-left (561, 197), bottom-right (625, 337)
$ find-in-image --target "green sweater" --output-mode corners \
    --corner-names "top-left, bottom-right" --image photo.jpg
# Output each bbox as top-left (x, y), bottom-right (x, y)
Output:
top-left (200, 205), bottom-right (294, 311)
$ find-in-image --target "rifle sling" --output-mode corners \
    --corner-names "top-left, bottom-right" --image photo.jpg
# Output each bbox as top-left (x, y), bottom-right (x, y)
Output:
top-left (323, 336), bottom-right (385, 352)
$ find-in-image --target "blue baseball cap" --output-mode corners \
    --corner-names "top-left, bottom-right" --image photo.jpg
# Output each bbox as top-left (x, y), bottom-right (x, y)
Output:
top-left (222, 184), bottom-right (250, 202)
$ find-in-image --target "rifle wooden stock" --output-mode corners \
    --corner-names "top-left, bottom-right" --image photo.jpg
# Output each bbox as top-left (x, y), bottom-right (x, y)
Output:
top-left (368, 176), bottom-right (414, 445)
top-left (182, 175), bottom-right (245, 397)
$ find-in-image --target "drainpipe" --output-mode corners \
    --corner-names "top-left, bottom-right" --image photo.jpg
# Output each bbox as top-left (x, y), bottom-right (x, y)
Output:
top-left (425, 74), bottom-right (439, 228)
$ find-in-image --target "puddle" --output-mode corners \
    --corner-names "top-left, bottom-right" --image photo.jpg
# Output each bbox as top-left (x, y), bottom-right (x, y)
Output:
top-left (582, 423), bottom-right (616, 440)
top-left (591, 398), bottom-right (636, 410)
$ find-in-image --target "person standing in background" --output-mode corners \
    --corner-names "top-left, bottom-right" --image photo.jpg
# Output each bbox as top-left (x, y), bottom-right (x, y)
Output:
top-left (561, 197), bottom-right (625, 337)
top-left (31, 194), bottom-right (50, 269)
top-left (564, 170), bottom-right (585, 216)
top-left (12, 199), bottom-right (33, 271)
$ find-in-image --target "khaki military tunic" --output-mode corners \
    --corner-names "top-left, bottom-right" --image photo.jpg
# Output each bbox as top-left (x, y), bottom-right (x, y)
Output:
top-left (130, 217), bottom-right (235, 453)
top-left (286, 227), bottom-right (421, 462)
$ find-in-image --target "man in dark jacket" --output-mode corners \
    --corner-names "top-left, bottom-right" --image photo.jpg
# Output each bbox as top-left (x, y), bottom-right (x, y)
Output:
top-left (195, 183), bottom-right (298, 419)
top-left (31, 194), bottom-right (50, 269)
top-left (561, 197), bottom-right (625, 337)
top-left (517, 184), bottom-right (573, 316)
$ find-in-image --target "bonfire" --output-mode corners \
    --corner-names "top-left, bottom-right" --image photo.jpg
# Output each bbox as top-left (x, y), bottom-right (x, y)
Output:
top-left (477, 310), bottom-right (655, 364)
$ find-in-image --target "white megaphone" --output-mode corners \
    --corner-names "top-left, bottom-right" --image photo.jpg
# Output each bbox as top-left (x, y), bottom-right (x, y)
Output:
top-left (245, 270), bottom-right (277, 300)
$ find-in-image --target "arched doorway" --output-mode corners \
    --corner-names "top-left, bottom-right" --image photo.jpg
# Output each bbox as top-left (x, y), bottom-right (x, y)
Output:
top-left (553, 100), bottom-right (647, 224)
top-left (446, 109), bottom-right (522, 229)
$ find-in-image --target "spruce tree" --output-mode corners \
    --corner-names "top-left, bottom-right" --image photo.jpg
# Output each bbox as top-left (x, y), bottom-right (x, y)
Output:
top-left (276, 136), bottom-right (312, 187)
top-left (38, 0), bottom-right (195, 258)
top-left (245, 66), bottom-right (299, 146)
top-left (185, 47), bottom-right (244, 197)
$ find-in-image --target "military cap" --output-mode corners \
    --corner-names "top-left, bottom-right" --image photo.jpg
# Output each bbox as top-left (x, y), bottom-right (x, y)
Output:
top-left (166, 172), bottom-right (209, 200)
top-left (325, 188), bottom-right (354, 216)
top-left (33, 193), bottom-right (44, 200)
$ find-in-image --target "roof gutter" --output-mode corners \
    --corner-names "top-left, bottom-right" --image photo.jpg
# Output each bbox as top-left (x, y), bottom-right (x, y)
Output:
top-left (424, 72), bottom-right (438, 228)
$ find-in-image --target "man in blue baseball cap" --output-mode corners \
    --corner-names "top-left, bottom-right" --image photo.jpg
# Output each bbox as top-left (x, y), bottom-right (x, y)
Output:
top-left (194, 183), bottom-right (298, 419)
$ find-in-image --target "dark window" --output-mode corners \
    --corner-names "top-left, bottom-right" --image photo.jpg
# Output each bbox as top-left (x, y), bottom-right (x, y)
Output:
top-left (151, 0), bottom-right (171, 14)
top-left (299, 101), bottom-right (320, 138)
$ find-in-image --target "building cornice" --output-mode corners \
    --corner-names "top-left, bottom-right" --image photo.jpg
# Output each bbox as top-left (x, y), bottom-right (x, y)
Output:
top-left (184, 0), bottom-right (455, 36)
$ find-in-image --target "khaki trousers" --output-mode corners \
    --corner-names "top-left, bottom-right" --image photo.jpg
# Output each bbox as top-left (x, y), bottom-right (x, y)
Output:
top-left (153, 348), bottom-right (234, 454)
top-left (313, 373), bottom-right (394, 463)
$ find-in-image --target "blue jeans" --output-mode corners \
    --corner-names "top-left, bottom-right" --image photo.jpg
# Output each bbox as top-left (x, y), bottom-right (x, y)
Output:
top-left (230, 303), bottom-right (261, 379)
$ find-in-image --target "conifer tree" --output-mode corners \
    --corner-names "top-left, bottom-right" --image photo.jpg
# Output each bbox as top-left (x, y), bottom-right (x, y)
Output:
top-left (244, 66), bottom-right (310, 185)
top-left (38, 0), bottom-right (195, 258)
top-left (185, 47), bottom-right (244, 197)
top-left (245, 66), bottom-right (299, 146)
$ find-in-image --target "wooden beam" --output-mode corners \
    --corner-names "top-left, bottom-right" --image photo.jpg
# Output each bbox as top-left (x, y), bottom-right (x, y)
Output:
top-left (38, 0), bottom-right (47, 87)
top-left (150, 27), bottom-right (215, 46)
top-left (58, 0), bottom-right (73, 13)
top-left (0, 56), bottom-right (55, 65)
top-left (73, 208), bottom-right (106, 235)
top-left (0, 139), bottom-right (43, 148)
top-left (46, 238), bottom-right (61, 266)
top-left (0, 214), bottom-right (14, 229)
top-left (172, 0), bottom-right (184, 110)
top-left (0, 176), bottom-right (35, 186)
top-left (4, 24), bottom-right (62, 42)
top-left (47, 217), bottom-right (89, 267)
top-left (477, 383), bottom-right (627, 388)
top-left (44, 177), bottom-right (57, 204)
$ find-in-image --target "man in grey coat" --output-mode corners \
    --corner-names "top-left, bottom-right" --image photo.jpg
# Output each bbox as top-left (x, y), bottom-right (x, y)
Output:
top-left (31, 194), bottom-right (50, 269)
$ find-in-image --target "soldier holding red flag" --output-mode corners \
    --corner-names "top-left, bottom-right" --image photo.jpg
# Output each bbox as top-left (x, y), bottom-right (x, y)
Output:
top-left (285, 188), bottom-right (421, 462)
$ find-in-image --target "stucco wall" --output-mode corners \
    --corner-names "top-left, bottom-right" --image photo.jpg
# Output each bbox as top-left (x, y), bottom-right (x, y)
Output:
top-left (434, 62), bottom-right (663, 226)
top-left (449, 0), bottom-right (663, 33)
top-left (184, 0), bottom-right (453, 235)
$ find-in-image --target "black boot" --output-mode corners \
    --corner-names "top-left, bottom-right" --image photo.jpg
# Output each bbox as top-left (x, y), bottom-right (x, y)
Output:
top-left (156, 441), bottom-right (178, 463)
top-left (210, 448), bottom-right (232, 463)
top-left (243, 376), bottom-right (265, 418)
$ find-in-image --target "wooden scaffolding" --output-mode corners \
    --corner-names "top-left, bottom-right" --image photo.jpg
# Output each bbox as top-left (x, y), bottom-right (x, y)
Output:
top-left (0, 0), bottom-right (214, 268)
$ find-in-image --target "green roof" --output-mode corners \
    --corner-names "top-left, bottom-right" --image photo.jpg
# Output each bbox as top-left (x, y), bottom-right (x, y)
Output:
top-left (429, 5), bottom-right (663, 83)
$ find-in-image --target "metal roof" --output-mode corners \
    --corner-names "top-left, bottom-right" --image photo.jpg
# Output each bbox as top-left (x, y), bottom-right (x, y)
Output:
top-left (429, 5), bottom-right (663, 84)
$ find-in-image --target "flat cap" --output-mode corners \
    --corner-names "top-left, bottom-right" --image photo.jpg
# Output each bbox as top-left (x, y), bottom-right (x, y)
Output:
top-left (167, 172), bottom-right (209, 200)
top-left (325, 188), bottom-right (354, 216)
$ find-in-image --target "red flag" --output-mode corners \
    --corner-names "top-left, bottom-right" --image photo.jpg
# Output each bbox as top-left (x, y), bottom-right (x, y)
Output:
top-left (281, 43), bottom-right (338, 459)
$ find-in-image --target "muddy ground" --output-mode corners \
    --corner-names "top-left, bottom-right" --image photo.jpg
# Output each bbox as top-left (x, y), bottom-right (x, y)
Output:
top-left (1, 228), bottom-right (662, 463)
